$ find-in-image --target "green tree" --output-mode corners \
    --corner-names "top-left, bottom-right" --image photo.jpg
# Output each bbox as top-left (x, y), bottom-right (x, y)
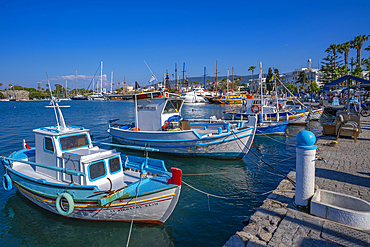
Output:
top-left (0, 83), bottom-right (2, 90)
top-left (362, 58), bottom-right (370, 80)
top-left (350, 34), bottom-right (369, 67)
top-left (287, 83), bottom-right (297, 94)
top-left (310, 81), bottom-right (320, 93)
top-left (248, 66), bottom-right (256, 89)
top-left (321, 44), bottom-right (342, 83)
top-left (351, 67), bottom-right (363, 78)
top-left (265, 67), bottom-right (274, 93)
top-left (334, 66), bottom-right (350, 78)
top-left (0, 92), bottom-right (4, 98)
top-left (296, 71), bottom-right (308, 92)
top-left (338, 42), bottom-right (351, 70)
top-left (273, 68), bottom-right (280, 93)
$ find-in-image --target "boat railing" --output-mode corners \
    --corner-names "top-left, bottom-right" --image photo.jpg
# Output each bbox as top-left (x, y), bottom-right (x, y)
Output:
top-left (2, 157), bottom-right (86, 177)
top-left (36, 125), bottom-right (85, 133)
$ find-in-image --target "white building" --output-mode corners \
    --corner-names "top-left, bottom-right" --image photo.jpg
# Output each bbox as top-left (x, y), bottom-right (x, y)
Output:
top-left (280, 59), bottom-right (324, 91)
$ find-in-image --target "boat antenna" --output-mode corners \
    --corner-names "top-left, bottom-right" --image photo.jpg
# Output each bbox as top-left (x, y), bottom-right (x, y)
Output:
top-left (46, 72), bottom-right (67, 130)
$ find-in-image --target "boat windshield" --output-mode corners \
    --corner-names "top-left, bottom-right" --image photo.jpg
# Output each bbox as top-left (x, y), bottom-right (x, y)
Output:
top-left (163, 100), bottom-right (182, 114)
top-left (60, 134), bottom-right (89, 151)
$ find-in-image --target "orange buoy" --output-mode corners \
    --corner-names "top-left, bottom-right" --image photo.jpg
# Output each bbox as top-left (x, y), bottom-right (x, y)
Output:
top-left (192, 109), bottom-right (194, 112)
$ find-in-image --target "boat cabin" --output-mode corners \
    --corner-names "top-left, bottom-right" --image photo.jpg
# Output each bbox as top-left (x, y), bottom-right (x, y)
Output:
top-left (243, 98), bottom-right (278, 114)
top-left (33, 125), bottom-right (124, 189)
top-left (135, 95), bottom-right (183, 131)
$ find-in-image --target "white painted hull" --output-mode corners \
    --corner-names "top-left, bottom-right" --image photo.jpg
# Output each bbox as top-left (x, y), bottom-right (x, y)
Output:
top-left (109, 125), bottom-right (256, 158)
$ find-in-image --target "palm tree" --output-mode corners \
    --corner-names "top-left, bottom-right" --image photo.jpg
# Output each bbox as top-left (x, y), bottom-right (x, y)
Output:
top-left (350, 34), bottom-right (370, 67)
top-left (338, 42), bottom-right (351, 70)
top-left (326, 44), bottom-right (341, 68)
top-left (248, 66), bottom-right (256, 91)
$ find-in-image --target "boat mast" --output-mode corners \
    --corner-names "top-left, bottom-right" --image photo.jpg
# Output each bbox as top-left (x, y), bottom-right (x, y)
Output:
top-left (203, 67), bottom-right (206, 90)
top-left (75, 70), bottom-right (78, 96)
top-left (227, 69), bottom-right (229, 93)
top-left (100, 61), bottom-right (103, 94)
top-left (215, 60), bottom-right (218, 96)
top-left (111, 71), bottom-right (113, 93)
top-left (182, 62), bottom-right (185, 92)
top-left (259, 62), bottom-right (263, 117)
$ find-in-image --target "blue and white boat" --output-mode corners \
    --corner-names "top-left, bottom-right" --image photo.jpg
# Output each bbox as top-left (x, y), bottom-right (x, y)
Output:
top-left (228, 97), bottom-right (308, 125)
top-left (108, 92), bottom-right (257, 159)
top-left (1, 98), bottom-right (182, 225)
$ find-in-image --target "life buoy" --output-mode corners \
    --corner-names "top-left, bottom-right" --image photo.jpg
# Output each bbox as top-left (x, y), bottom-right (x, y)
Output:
top-left (167, 115), bottom-right (182, 123)
top-left (162, 122), bottom-right (170, 131)
top-left (56, 192), bottom-right (74, 216)
top-left (2, 174), bottom-right (12, 191)
top-left (275, 103), bottom-right (283, 111)
top-left (251, 104), bottom-right (261, 113)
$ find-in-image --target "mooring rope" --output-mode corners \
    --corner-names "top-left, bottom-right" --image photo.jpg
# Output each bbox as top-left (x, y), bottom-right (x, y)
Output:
top-left (125, 174), bottom-right (144, 247)
top-left (257, 132), bottom-right (296, 146)
top-left (231, 130), bottom-right (296, 186)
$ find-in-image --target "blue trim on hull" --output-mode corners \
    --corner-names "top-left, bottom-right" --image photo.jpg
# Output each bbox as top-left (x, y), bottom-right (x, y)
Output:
top-left (256, 122), bottom-right (288, 135)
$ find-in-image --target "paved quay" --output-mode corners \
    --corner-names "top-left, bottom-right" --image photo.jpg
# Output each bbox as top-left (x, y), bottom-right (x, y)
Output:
top-left (224, 117), bottom-right (370, 247)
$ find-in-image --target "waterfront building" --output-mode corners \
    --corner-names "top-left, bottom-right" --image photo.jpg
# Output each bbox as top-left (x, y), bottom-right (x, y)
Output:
top-left (280, 59), bottom-right (324, 91)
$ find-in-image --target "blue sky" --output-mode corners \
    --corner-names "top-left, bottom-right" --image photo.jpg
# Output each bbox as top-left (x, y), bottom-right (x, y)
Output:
top-left (1, 0), bottom-right (370, 90)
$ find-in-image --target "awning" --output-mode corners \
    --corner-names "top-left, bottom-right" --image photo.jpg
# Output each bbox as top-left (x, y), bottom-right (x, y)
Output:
top-left (322, 75), bottom-right (370, 91)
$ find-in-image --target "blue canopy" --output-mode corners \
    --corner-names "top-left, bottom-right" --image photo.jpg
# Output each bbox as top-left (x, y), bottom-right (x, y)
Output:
top-left (322, 75), bottom-right (370, 91)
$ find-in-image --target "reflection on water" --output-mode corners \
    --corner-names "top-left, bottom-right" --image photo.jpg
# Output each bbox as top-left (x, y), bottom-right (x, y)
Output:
top-left (0, 101), bottom-right (323, 247)
top-left (1, 192), bottom-right (174, 247)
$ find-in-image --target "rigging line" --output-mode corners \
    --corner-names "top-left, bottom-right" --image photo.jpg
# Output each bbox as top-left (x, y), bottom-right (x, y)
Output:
top-left (125, 174), bottom-right (144, 247)
top-left (86, 63), bottom-right (101, 91)
top-left (182, 180), bottom-right (252, 200)
top-left (231, 130), bottom-right (296, 186)
top-left (183, 171), bottom-right (234, 176)
top-left (257, 132), bottom-right (296, 146)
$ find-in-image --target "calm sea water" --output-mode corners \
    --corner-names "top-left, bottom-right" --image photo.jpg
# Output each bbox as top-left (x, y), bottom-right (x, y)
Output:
top-left (0, 101), bottom-right (323, 247)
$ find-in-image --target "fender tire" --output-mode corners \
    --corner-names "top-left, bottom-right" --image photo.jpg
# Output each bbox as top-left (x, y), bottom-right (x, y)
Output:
top-left (2, 174), bottom-right (12, 191)
top-left (56, 192), bottom-right (74, 216)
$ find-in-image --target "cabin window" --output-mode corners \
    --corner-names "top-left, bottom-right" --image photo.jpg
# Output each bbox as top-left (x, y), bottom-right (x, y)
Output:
top-left (88, 161), bottom-right (106, 181)
top-left (60, 134), bottom-right (89, 151)
top-left (286, 101), bottom-right (294, 105)
top-left (44, 137), bottom-right (54, 152)
top-left (162, 100), bottom-right (182, 114)
top-left (109, 157), bottom-right (121, 174)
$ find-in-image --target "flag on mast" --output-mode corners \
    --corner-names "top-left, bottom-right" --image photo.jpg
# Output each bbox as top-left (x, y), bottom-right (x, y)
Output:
top-left (148, 75), bottom-right (155, 84)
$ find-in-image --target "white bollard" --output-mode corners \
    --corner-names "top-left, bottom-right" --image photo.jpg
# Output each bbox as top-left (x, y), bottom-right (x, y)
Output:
top-left (295, 130), bottom-right (317, 207)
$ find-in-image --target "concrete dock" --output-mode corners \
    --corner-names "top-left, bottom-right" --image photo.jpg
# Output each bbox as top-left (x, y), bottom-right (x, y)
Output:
top-left (224, 117), bottom-right (370, 247)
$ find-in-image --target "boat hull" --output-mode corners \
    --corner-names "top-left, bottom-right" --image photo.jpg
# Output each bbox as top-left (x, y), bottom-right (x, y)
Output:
top-left (109, 126), bottom-right (256, 159)
top-left (4, 163), bottom-right (180, 224)
top-left (308, 108), bottom-right (323, 120)
top-left (256, 122), bottom-right (288, 135)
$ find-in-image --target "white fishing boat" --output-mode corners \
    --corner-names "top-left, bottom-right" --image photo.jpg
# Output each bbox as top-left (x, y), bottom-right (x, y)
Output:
top-left (180, 90), bottom-right (209, 103)
top-left (108, 91), bottom-right (257, 159)
top-left (1, 97), bottom-right (181, 224)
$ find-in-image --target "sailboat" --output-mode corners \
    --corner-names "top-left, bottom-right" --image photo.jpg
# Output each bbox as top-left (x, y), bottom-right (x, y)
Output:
top-left (89, 61), bottom-right (106, 101)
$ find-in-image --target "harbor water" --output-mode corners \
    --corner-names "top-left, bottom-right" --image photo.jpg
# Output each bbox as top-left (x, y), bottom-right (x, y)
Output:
top-left (0, 101), bottom-right (323, 246)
